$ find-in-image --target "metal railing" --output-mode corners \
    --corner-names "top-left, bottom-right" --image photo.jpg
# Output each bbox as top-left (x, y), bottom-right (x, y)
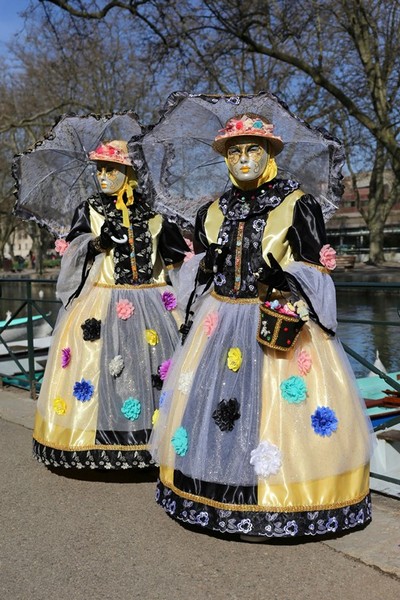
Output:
top-left (0, 277), bottom-right (60, 399)
top-left (0, 276), bottom-right (399, 395)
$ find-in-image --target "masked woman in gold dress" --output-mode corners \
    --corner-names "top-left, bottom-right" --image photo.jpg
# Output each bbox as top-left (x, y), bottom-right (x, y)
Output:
top-left (33, 140), bottom-right (189, 470)
top-left (151, 115), bottom-right (373, 538)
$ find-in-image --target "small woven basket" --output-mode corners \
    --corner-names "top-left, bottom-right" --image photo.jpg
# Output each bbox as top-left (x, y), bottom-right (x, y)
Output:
top-left (257, 303), bottom-right (305, 351)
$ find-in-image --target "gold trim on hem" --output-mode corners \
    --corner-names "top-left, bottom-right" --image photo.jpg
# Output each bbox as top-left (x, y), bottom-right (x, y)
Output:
top-left (300, 261), bottom-right (330, 274)
top-left (33, 436), bottom-right (149, 452)
top-left (160, 476), bottom-right (369, 513)
top-left (211, 291), bottom-right (260, 304)
top-left (94, 281), bottom-right (166, 289)
top-left (165, 261), bottom-right (184, 271)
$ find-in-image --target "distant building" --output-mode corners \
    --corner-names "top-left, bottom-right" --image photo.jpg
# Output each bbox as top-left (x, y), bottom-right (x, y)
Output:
top-left (326, 170), bottom-right (400, 253)
top-left (3, 226), bottom-right (33, 260)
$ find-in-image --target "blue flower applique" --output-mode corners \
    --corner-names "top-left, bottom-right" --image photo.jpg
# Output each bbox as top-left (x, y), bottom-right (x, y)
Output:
top-left (73, 378), bottom-right (94, 402)
top-left (121, 397), bottom-right (141, 421)
top-left (159, 390), bottom-right (171, 408)
top-left (280, 375), bottom-right (307, 403)
top-left (171, 426), bottom-right (189, 456)
top-left (311, 406), bottom-right (338, 436)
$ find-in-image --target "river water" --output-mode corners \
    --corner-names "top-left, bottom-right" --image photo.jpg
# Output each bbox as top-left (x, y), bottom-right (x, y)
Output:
top-left (1, 272), bottom-right (399, 378)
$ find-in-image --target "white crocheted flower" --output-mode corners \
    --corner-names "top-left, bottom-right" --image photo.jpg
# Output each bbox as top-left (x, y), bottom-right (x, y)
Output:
top-left (250, 440), bottom-right (282, 479)
top-left (178, 371), bottom-right (194, 395)
top-left (109, 355), bottom-right (124, 377)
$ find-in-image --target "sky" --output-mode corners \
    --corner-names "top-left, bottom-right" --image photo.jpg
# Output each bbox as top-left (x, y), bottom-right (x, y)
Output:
top-left (0, 0), bottom-right (32, 55)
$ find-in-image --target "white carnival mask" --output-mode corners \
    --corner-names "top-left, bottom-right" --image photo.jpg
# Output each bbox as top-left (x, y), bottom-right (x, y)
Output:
top-left (225, 137), bottom-right (269, 183)
top-left (96, 161), bottom-right (127, 195)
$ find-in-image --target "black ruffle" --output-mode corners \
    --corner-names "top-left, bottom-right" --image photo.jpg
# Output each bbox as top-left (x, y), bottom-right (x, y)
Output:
top-left (156, 479), bottom-right (372, 538)
top-left (33, 439), bottom-right (155, 469)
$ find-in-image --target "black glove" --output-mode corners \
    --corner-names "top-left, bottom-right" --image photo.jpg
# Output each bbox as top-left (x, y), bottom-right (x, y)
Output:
top-left (254, 252), bottom-right (289, 291)
top-left (98, 222), bottom-right (114, 251)
top-left (90, 221), bottom-right (121, 255)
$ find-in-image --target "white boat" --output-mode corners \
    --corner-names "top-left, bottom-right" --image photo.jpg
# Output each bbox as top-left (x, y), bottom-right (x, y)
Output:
top-left (357, 369), bottom-right (400, 498)
top-left (0, 312), bottom-right (52, 343)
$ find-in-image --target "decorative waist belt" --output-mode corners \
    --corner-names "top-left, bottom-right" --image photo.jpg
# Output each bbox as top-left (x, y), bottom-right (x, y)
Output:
top-left (95, 281), bottom-right (167, 289)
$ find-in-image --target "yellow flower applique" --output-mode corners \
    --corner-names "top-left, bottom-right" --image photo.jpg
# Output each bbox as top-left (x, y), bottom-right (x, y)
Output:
top-left (152, 409), bottom-right (160, 425)
top-left (227, 347), bottom-right (242, 372)
top-left (145, 329), bottom-right (159, 346)
top-left (53, 397), bottom-right (67, 415)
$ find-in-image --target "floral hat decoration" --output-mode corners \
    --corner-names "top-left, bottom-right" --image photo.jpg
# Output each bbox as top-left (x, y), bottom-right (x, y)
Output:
top-left (89, 140), bottom-right (132, 166)
top-left (212, 114), bottom-right (284, 157)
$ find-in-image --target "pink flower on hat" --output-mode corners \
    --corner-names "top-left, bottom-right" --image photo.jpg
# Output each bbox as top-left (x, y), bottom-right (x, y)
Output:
top-left (319, 244), bottom-right (337, 270)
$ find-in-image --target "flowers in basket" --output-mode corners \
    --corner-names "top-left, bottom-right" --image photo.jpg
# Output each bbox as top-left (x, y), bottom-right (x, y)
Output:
top-left (257, 299), bottom-right (307, 351)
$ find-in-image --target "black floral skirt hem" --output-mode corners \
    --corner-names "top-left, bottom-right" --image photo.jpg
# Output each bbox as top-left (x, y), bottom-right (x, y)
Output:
top-left (156, 480), bottom-right (372, 538)
top-left (33, 439), bottom-right (155, 470)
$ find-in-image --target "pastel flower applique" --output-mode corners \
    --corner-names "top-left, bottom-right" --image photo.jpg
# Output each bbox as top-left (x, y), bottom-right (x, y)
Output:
top-left (109, 355), bottom-right (124, 378)
top-left (55, 238), bottom-right (70, 256)
top-left (61, 347), bottom-right (71, 369)
top-left (203, 311), bottom-right (218, 337)
top-left (161, 291), bottom-right (177, 311)
top-left (183, 237), bottom-right (195, 262)
top-left (152, 409), bottom-right (160, 426)
top-left (53, 396), bottom-right (67, 415)
top-left (73, 378), bottom-right (94, 402)
top-left (227, 347), bottom-right (242, 372)
top-left (319, 244), bottom-right (337, 270)
top-left (178, 371), bottom-right (194, 395)
top-left (159, 390), bottom-right (171, 408)
top-left (81, 317), bottom-right (101, 341)
top-left (250, 440), bottom-right (282, 479)
top-left (145, 329), bottom-right (159, 346)
top-left (280, 375), bottom-right (307, 404)
top-left (171, 426), bottom-right (189, 456)
top-left (158, 359), bottom-right (171, 380)
top-left (212, 398), bottom-right (241, 432)
top-left (121, 397), bottom-right (141, 421)
top-left (311, 406), bottom-right (338, 437)
top-left (296, 350), bottom-right (312, 376)
top-left (116, 299), bottom-right (135, 320)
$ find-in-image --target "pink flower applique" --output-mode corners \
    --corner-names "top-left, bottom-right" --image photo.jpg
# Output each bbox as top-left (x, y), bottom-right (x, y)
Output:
top-left (61, 347), bottom-right (71, 368)
top-left (116, 299), bottom-right (135, 320)
top-left (203, 311), bottom-right (218, 337)
top-left (55, 238), bottom-right (69, 256)
top-left (159, 359), bottom-right (172, 380)
top-left (183, 237), bottom-right (195, 262)
top-left (297, 349), bottom-right (312, 376)
top-left (161, 291), bottom-right (177, 311)
top-left (319, 244), bottom-right (337, 270)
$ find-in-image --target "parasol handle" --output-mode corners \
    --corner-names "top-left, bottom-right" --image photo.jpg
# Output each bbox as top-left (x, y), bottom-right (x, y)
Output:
top-left (111, 234), bottom-right (128, 244)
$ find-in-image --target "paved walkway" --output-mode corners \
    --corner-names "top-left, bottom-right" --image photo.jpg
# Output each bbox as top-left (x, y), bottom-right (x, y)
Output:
top-left (1, 385), bottom-right (399, 600)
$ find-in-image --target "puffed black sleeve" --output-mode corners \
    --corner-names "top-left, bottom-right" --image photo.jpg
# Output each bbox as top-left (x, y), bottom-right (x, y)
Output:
top-left (193, 201), bottom-right (213, 254)
top-left (286, 194), bottom-right (327, 264)
top-left (158, 218), bottom-right (190, 267)
top-left (66, 201), bottom-right (92, 242)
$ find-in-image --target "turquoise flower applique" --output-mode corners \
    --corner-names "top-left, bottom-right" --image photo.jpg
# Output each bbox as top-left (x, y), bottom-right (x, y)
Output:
top-left (73, 378), bottom-right (94, 402)
top-left (253, 120), bottom-right (264, 129)
top-left (171, 426), bottom-right (189, 456)
top-left (311, 406), bottom-right (338, 437)
top-left (280, 375), bottom-right (307, 404)
top-left (121, 397), bottom-right (141, 421)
